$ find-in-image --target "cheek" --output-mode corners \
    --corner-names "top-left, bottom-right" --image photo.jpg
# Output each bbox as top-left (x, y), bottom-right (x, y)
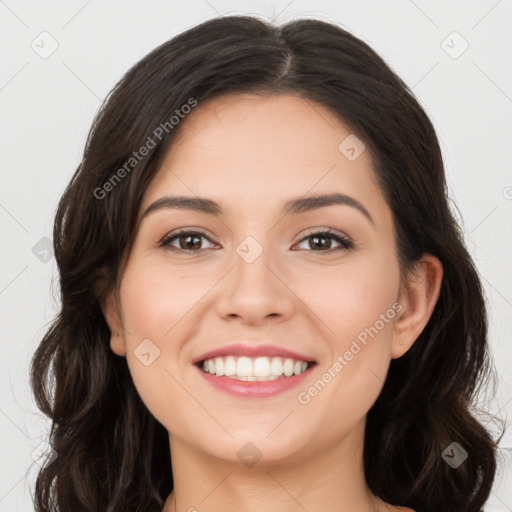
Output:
top-left (119, 294), bottom-right (190, 432)
top-left (295, 254), bottom-right (399, 412)
top-left (118, 258), bottom-right (211, 427)
top-left (120, 257), bottom-right (209, 337)
top-left (300, 254), bottom-right (400, 348)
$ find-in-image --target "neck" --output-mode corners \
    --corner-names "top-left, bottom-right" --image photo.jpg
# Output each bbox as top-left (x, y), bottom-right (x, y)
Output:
top-left (162, 422), bottom-right (388, 512)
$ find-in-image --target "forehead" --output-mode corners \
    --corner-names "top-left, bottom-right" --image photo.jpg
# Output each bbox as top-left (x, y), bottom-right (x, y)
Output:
top-left (140, 93), bottom-right (389, 225)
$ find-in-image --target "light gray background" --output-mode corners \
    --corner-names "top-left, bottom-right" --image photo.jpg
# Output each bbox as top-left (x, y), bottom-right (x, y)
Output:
top-left (1, 1), bottom-right (511, 510)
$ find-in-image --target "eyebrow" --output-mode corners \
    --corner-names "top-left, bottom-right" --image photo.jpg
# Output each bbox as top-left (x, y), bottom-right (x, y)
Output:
top-left (140, 192), bottom-right (374, 225)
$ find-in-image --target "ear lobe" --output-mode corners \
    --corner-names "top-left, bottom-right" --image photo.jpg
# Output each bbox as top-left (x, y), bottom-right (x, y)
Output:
top-left (101, 291), bottom-right (126, 357)
top-left (391, 254), bottom-right (443, 359)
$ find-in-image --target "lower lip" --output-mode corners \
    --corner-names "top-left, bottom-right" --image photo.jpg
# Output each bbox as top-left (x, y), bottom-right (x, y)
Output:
top-left (195, 364), bottom-right (315, 398)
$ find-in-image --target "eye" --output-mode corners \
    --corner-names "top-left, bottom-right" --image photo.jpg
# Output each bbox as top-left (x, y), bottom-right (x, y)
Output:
top-left (159, 228), bottom-right (354, 254)
top-left (160, 229), bottom-right (218, 253)
top-left (294, 229), bottom-right (354, 253)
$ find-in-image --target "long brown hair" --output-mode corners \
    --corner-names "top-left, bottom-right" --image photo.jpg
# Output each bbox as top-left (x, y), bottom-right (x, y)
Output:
top-left (30, 15), bottom-right (500, 512)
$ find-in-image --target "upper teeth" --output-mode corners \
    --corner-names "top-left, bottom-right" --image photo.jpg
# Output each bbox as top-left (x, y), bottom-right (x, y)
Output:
top-left (201, 356), bottom-right (309, 381)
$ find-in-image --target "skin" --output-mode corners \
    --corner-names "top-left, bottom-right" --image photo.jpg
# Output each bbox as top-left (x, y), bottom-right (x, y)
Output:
top-left (102, 93), bottom-right (443, 512)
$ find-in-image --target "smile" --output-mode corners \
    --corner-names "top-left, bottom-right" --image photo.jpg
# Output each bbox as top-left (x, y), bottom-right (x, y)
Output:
top-left (195, 356), bottom-right (316, 398)
top-left (199, 355), bottom-right (313, 381)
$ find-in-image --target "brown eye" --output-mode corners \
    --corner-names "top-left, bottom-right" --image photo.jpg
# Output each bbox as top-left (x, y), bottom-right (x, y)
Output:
top-left (295, 230), bottom-right (354, 253)
top-left (160, 230), bottom-right (216, 252)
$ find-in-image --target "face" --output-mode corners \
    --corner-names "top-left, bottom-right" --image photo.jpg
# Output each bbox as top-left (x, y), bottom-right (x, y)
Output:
top-left (105, 93), bottom-right (421, 465)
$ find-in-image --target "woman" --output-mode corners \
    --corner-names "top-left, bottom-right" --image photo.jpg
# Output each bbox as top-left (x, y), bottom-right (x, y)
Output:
top-left (30, 15), bottom-right (499, 512)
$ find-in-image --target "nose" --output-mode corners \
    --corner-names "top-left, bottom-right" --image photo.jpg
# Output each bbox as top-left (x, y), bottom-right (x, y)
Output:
top-left (215, 240), bottom-right (295, 326)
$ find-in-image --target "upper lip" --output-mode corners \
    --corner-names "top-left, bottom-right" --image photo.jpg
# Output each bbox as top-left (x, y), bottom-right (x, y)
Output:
top-left (192, 343), bottom-right (316, 365)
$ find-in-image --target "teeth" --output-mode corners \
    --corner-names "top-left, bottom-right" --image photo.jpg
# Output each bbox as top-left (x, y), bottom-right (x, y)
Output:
top-left (237, 356), bottom-right (252, 377)
top-left (214, 357), bottom-right (225, 376)
top-left (224, 356), bottom-right (236, 376)
top-left (270, 357), bottom-right (283, 376)
top-left (253, 357), bottom-right (270, 377)
top-left (200, 355), bottom-right (310, 380)
top-left (283, 359), bottom-right (294, 377)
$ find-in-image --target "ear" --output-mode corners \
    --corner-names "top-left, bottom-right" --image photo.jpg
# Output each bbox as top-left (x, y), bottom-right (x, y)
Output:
top-left (391, 254), bottom-right (443, 359)
top-left (101, 290), bottom-right (126, 357)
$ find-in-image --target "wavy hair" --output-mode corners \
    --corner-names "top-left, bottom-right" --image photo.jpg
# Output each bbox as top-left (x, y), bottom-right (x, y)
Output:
top-left (30, 14), bottom-right (500, 512)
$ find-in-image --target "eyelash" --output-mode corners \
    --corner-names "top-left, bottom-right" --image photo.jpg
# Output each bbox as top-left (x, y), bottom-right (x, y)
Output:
top-left (159, 228), bottom-right (354, 254)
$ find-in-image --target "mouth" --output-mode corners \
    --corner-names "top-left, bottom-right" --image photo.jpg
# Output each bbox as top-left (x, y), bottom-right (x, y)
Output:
top-left (196, 355), bottom-right (316, 381)
top-left (194, 355), bottom-right (317, 398)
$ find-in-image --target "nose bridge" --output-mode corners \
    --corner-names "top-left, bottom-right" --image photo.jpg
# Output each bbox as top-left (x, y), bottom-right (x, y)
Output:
top-left (232, 233), bottom-right (279, 296)
top-left (216, 233), bottom-right (294, 322)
